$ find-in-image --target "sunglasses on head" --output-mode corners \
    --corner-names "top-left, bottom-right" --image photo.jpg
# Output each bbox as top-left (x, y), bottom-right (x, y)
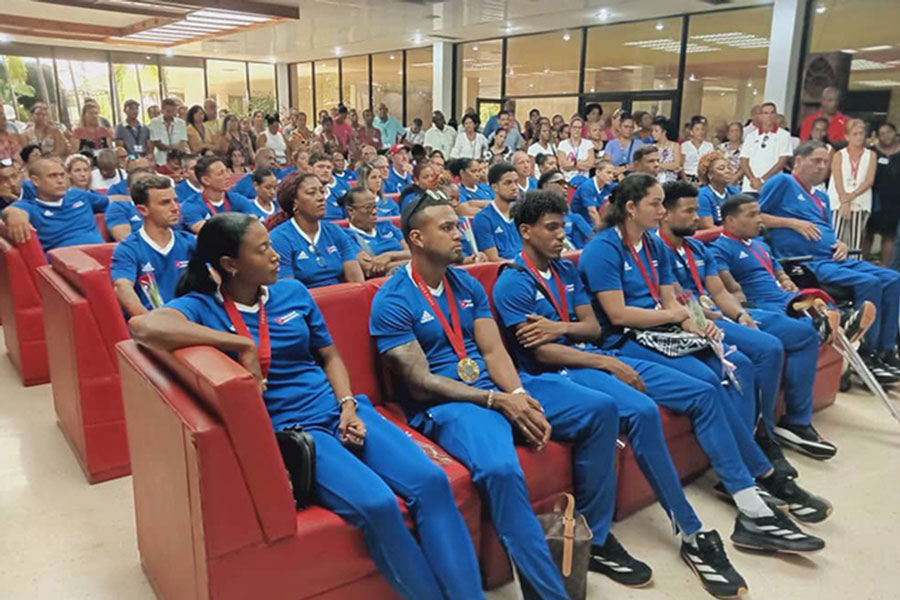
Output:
top-left (0, 157), bottom-right (14, 168)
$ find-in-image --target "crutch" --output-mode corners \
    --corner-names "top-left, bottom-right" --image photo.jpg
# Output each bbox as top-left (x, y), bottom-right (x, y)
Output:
top-left (832, 327), bottom-right (900, 427)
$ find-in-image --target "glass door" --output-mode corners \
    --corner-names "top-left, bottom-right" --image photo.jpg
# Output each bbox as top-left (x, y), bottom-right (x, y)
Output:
top-left (475, 98), bottom-right (502, 129)
top-left (580, 91), bottom-right (678, 127)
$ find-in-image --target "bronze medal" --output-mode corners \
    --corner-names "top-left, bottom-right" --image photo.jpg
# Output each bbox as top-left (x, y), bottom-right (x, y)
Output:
top-left (457, 357), bottom-right (480, 383)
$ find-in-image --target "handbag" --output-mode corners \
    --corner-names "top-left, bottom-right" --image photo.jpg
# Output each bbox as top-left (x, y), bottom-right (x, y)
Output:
top-left (275, 425), bottom-right (316, 509)
top-left (515, 493), bottom-right (593, 600)
top-left (631, 324), bottom-right (711, 357)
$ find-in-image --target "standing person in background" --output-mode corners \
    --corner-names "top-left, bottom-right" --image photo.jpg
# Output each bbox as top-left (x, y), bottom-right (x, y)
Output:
top-left (498, 111), bottom-right (525, 153)
top-left (680, 116), bottom-right (714, 183)
top-left (634, 111), bottom-right (654, 143)
top-left (287, 111), bottom-right (314, 150)
top-left (357, 108), bottom-right (384, 152)
top-left (696, 151), bottom-right (741, 229)
top-left (483, 99), bottom-right (517, 139)
top-left (202, 98), bottom-right (222, 151)
top-left (652, 116), bottom-right (681, 184)
top-left (868, 124), bottom-right (900, 266)
top-left (250, 110), bottom-right (266, 140)
top-left (149, 98), bottom-right (188, 166)
top-left (257, 115), bottom-right (288, 166)
top-left (585, 120), bottom-right (606, 168)
top-left (800, 87), bottom-right (848, 144)
top-left (186, 105), bottom-right (208, 154)
top-left (402, 118), bottom-right (426, 147)
top-left (718, 122), bottom-right (744, 183)
top-left (527, 122), bottom-right (558, 175)
top-left (743, 105), bottom-right (762, 139)
top-left (146, 105), bottom-right (160, 121)
top-left (71, 102), bottom-right (112, 156)
top-left (423, 110), bottom-right (456, 158)
top-left (557, 116), bottom-right (594, 182)
top-left (317, 116), bottom-right (342, 153)
top-left (604, 113), bottom-right (645, 177)
top-left (373, 103), bottom-right (404, 147)
top-left (222, 114), bottom-right (254, 168)
top-left (332, 105), bottom-right (354, 152)
top-left (583, 103), bottom-right (605, 140)
top-left (25, 102), bottom-right (67, 158)
top-left (828, 119), bottom-right (876, 252)
top-left (740, 102), bottom-right (792, 192)
top-left (450, 114), bottom-right (488, 160)
top-left (523, 108), bottom-right (541, 144)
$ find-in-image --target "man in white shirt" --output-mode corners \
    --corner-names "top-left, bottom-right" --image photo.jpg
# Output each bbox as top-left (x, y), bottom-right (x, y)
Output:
top-left (743, 104), bottom-right (763, 139)
top-left (423, 111), bottom-right (456, 157)
top-left (90, 149), bottom-right (125, 191)
top-left (740, 102), bottom-right (792, 192)
top-left (148, 98), bottom-right (188, 166)
top-left (402, 118), bottom-right (426, 147)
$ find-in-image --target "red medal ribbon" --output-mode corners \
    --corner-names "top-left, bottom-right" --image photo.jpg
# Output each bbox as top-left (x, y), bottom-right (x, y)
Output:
top-left (410, 266), bottom-right (468, 361)
top-left (659, 232), bottom-right (705, 296)
top-left (722, 231), bottom-right (776, 279)
top-left (203, 190), bottom-right (231, 217)
top-left (620, 228), bottom-right (659, 305)
top-left (791, 174), bottom-right (826, 220)
top-left (847, 149), bottom-right (863, 184)
top-left (520, 252), bottom-right (570, 322)
top-left (223, 294), bottom-right (271, 379)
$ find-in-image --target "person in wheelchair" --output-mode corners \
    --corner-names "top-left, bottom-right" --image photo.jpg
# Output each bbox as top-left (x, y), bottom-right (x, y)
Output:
top-left (659, 182), bottom-right (835, 463)
top-left (756, 141), bottom-right (900, 380)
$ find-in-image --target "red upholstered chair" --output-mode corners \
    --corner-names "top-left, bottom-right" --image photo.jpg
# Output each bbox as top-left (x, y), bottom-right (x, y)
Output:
top-left (691, 226), bottom-right (723, 244)
top-left (36, 243), bottom-right (131, 483)
top-left (95, 213), bottom-right (111, 242)
top-left (0, 230), bottom-right (50, 386)
top-left (116, 282), bottom-right (481, 600)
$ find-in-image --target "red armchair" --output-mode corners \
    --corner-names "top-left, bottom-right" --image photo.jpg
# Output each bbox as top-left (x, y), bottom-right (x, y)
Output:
top-left (36, 243), bottom-right (131, 483)
top-left (0, 230), bottom-right (50, 386)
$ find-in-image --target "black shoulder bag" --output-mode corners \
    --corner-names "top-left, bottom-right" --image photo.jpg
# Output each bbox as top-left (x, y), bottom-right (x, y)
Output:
top-left (275, 425), bottom-right (316, 509)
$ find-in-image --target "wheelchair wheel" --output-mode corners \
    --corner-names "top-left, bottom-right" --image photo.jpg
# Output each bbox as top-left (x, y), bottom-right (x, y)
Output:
top-left (840, 370), bottom-right (852, 393)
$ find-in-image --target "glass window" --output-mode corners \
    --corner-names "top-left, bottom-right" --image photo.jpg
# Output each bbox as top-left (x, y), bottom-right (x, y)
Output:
top-left (807, 0), bottom-right (900, 125)
top-left (207, 59), bottom-right (248, 117)
top-left (372, 51), bottom-right (404, 124)
top-left (584, 18), bottom-right (681, 93)
top-left (55, 58), bottom-right (113, 128)
top-left (506, 30), bottom-right (582, 96)
top-left (341, 55), bottom-right (370, 113)
top-left (162, 65), bottom-right (205, 110)
top-left (248, 63), bottom-right (277, 116)
top-left (111, 60), bottom-right (161, 125)
top-left (315, 59), bottom-right (339, 121)
top-left (681, 7), bottom-right (773, 134)
top-left (0, 55), bottom-right (60, 124)
top-left (459, 40), bottom-right (502, 116)
top-left (291, 62), bottom-right (314, 121)
top-left (406, 47), bottom-right (433, 128)
top-left (513, 96), bottom-right (580, 129)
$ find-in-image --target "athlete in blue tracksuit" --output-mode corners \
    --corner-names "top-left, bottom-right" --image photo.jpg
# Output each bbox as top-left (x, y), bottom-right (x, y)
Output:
top-left (758, 148), bottom-right (900, 371)
top-left (371, 196), bottom-right (625, 599)
top-left (697, 183), bottom-right (741, 227)
top-left (134, 213), bottom-right (485, 600)
top-left (578, 174), bottom-right (833, 533)
top-left (472, 163), bottom-right (523, 260)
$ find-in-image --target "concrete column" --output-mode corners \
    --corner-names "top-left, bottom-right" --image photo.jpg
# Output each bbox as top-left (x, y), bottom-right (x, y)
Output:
top-left (432, 41), bottom-right (454, 117)
top-left (276, 62), bottom-right (290, 114)
top-left (764, 0), bottom-right (806, 126)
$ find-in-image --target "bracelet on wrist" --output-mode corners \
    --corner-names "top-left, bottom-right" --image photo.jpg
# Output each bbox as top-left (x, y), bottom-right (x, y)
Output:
top-left (512, 387), bottom-right (527, 395)
top-left (338, 395), bottom-right (358, 409)
top-left (486, 389), bottom-right (495, 409)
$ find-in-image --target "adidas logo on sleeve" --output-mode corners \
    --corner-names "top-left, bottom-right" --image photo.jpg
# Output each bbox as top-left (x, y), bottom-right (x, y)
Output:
top-left (420, 310), bottom-right (435, 324)
top-left (739, 251), bottom-right (749, 259)
top-left (494, 226), bottom-right (504, 234)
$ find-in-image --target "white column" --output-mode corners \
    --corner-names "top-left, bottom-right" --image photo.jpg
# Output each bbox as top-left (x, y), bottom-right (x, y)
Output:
top-left (432, 41), bottom-right (454, 117)
top-left (764, 0), bottom-right (806, 125)
top-left (276, 63), bottom-right (290, 114)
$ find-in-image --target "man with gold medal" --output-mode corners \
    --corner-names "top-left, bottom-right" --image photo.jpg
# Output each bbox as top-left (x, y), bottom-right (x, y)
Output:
top-left (370, 192), bottom-right (623, 600)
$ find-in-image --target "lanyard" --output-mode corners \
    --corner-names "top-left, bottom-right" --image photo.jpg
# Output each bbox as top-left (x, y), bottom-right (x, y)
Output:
top-left (723, 231), bottom-right (776, 279)
top-left (520, 252), bottom-right (570, 322)
top-left (222, 294), bottom-right (271, 379)
top-left (792, 174), bottom-right (826, 220)
top-left (847, 150), bottom-right (863, 183)
top-left (203, 190), bottom-right (230, 216)
top-left (659, 232), bottom-right (705, 295)
top-left (410, 266), bottom-right (468, 361)
top-left (620, 228), bottom-right (659, 305)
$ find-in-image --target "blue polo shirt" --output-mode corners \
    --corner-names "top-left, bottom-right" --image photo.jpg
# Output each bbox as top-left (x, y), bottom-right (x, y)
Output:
top-left (324, 178), bottom-right (350, 221)
top-left (571, 177), bottom-right (615, 224)
top-left (579, 226), bottom-right (673, 347)
top-left (376, 195), bottom-right (401, 217)
top-left (344, 221), bottom-right (404, 256)
top-left (758, 173), bottom-right (837, 259)
top-left (493, 255), bottom-right (602, 374)
top-left (246, 198), bottom-right (280, 223)
top-left (166, 279), bottom-right (341, 432)
top-left (709, 234), bottom-right (793, 308)
top-left (269, 218), bottom-right (357, 289)
top-left (370, 265), bottom-right (495, 424)
top-left (517, 178), bottom-right (538, 195)
top-left (605, 138), bottom-right (645, 167)
top-left (230, 173), bottom-right (256, 200)
top-left (697, 185), bottom-right (741, 226)
top-left (657, 235), bottom-right (715, 298)
top-left (105, 199), bottom-right (143, 232)
top-left (274, 166), bottom-right (297, 180)
top-left (16, 189), bottom-right (107, 252)
top-left (334, 169), bottom-right (357, 185)
top-left (21, 180), bottom-right (37, 202)
top-left (458, 183), bottom-right (494, 204)
top-left (175, 180), bottom-right (202, 204)
top-left (473, 202), bottom-right (521, 259)
top-left (383, 167), bottom-right (412, 196)
top-left (107, 180), bottom-right (129, 196)
top-left (565, 213), bottom-right (593, 250)
top-left (110, 228), bottom-right (195, 311)
top-left (181, 190), bottom-right (254, 229)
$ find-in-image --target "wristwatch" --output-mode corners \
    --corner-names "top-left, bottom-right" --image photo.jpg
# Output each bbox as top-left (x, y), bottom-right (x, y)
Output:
top-left (338, 396), bottom-right (358, 409)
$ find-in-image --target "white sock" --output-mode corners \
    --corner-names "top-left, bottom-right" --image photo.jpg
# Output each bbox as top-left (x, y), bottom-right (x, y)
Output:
top-left (681, 531), bottom-right (699, 548)
top-left (733, 487), bottom-right (774, 518)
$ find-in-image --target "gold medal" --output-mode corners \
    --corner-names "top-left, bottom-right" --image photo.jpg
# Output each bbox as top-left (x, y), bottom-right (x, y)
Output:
top-left (457, 357), bottom-right (480, 383)
top-left (700, 295), bottom-right (715, 310)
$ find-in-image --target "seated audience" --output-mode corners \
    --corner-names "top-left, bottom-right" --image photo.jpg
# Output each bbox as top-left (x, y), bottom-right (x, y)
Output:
top-left (400, 160), bottom-right (441, 211)
top-left (680, 115), bottom-right (715, 183)
top-left (511, 151), bottom-right (537, 194)
top-left (630, 145), bottom-right (661, 178)
top-left (105, 167), bottom-right (158, 241)
top-left (90, 148), bottom-right (126, 191)
top-left (535, 171), bottom-right (593, 250)
top-left (696, 151), bottom-right (741, 229)
top-left (247, 168), bottom-right (280, 222)
top-left (332, 151), bottom-right (356, 186)
top-left (356, 163), bottom-right (399, 217)
top-left (0, 157), bottom-right (24, 209)
top-left (651, 117), bottom-right (682, 184)
top-left (309, 152), bottom-right (350, 220)
top-left (181, 155), bottom-right (254, 233)
top-left (450, 158), bottom-right (493, 216)
top-left (383, 145), bottom-right (413, 196)
top-left (571, 160), bottom-right (616, 230)
top-left (604, 112), bottom-right (645, 176)
top-left (174, 154), bottom-right (201, 203)
top-left (66, 154), bottom-right (93, 191)
top-left (449, 113), bottom-right (488, 160)
top-left (341, 187), bottom-right (410, 278)
top-left (472, 162), bottom-right (521, 261)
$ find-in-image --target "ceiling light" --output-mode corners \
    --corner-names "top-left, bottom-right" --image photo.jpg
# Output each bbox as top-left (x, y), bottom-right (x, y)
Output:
top-left (689, 73), bottom-right (697, 81)
top-left (859, 45), bottom-right (893, 52)
top-left (472, 44), bottom-right (479, 51)
top-left (164, 48), bottom-right (174, 57)
top-left (590, 87), bottom-right (595, 93)
top-left (389, 54), bottom-right (395, 60)
top-left (267, 56), bottom-right (276, 64)
top-left (842, 49), bottom-right (858, 54)
top-left (852, 59), bottom-right (892, 71)
top-left (815, 5), bottom-right (827, 14)
top-left (752, 88), bottom-right (758, 96)
top-left (858, 79), bottom-right (900, 87)
top-left (334, 46), bottom-right (343, 56)
top-left (562, 31), bottom-right (571, 41)
top-left (747, 81), bottom-right (753, 87)
top-left (0, 33), bottom-right (9, 44)
top-left (192, 9), bottom-right (269, 23)
top-left (543, 67), bottom-right (549, 73)
top-left (596, 9), bottom-right (610, 21)
top-left (412, 32), bottom-right (423, 44)
top-left (655, 22), bottom-right (664, 31)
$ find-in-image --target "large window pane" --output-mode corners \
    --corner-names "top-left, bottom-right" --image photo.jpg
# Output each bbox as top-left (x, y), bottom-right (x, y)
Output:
top-left (506, 30), bottom-right (581, 96)
top-left (112, 62), bottom-right (161, 125)
top-left (207, 59), bottom-right (248, 117)
top-left (584, 18), bottom-right (681, 93)
top-left (55, 58), bottom-right (113, 128)
top-left (372, 51), bottom-right (403, 124)
top-left (248, 63), bottom-right (277, 116)
top-left (681, 7), bottom-right (772, 134)
top-left (0, 55), bottom-right (60, 124)
top-left (513, 96), bottom-right (579, 129)
top-left (459, 40), bottom-right (502, 115)
top-left (341, 55), bottom-right (369, 113)
top-left (315, 59), bottom-right (339, 120)
top-left (406, 47), bottom-right (433, 128)
top-left (291, 62), bottom-right (314, 120)
top-left (807, 0), bottom-right (900, 125)
top-left (162, 65), bottom-right (205, 110)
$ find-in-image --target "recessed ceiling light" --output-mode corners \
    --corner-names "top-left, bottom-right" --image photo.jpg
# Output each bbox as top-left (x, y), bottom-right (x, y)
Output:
top-left (689, 73), bottom-right (697, 81)
top-left (859, 45), bottom-right (893, 52)
top-left (815, 5), bottom-right (827, 14)
top-left (590, 87), bottom-right (596, 92)
top-left (747, 81), bottom-right (753, 87)
top-left (543, 67), bottom-right (549, 73)
top-left (841, 49), bottom-right (858, 54)
top-left (562, 31), bottom-right (571, 41)
top-left (655, 22), bottom-right (664, 31)
top-left (164, 48), bottom-right (174, 57)
top-left (472, 44), bottom-right (479, 51)
top-left (389, 54), bottom-right (395, 60)
top-left (334, 46), bottom-right (343, 56)
top-left (596, 9), bottom-right (610, 21)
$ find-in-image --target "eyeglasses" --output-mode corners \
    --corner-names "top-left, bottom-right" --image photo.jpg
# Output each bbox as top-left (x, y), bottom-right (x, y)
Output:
top-left (761, 134), bottom-right (769, 149)
top-left (306, 243), bottom-right (327, 268)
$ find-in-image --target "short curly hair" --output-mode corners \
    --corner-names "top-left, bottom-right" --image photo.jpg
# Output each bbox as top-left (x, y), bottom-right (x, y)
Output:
top-left (697, 150), bottom-right (729, 186)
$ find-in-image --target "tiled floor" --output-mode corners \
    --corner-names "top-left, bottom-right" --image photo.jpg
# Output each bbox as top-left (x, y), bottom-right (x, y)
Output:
top-left (2, 330), bottom-right (899, 599)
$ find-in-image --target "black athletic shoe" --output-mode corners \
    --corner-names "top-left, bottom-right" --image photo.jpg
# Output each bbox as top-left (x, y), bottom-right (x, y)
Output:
top-left (758, 472), bottom-right (833, 523)
top-left (712, 482), bottom-right (788, 514)
top-left (755, 433), bottom-right (799, 478)
top-left (731, 510), bottom-right (825, 553)
top-left (590, 533), bottom-right (653, 587)
top-left (861, 351), bottom-right (899, 384)
top-left (681, 530), bottom-right (748, 599)
top-left (879, 350), bottom-right (900, 376)
top-left (841, 302), bottom-right (875, 344)
top-left (773, 422), bottom-right (837, 460)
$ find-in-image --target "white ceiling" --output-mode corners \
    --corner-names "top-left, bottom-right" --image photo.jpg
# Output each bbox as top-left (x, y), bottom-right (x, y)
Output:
top-left (0, 0), bottom-right (772, 62)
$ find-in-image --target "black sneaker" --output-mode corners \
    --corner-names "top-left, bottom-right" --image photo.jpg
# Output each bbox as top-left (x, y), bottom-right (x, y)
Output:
top-left (879, 350), bottom-right (900, 376)
top-left (712, 482), bottom-right (788, 514)
top-left (755, 433), bottom-right (799, 478)
top-left (681, 530), bottom-right (748, 599)
top-left (861, 351), bottom-right (899, 384)
top-left (731, 510), bottom-right (825, 553)
top-left (773, 422), bottom-right (837, 460)
top-left (589, 533), bottom-right (653, 587)
top-left (841, 302), bottom-right (875, 345)
top-left (758, 472), bottom-right (833, 523)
